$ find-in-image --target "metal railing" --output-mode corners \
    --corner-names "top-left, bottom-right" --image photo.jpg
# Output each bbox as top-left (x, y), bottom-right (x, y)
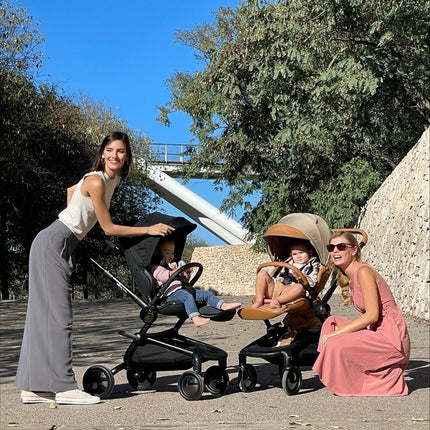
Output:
top-left (150, 143), bottom-right (196, 164)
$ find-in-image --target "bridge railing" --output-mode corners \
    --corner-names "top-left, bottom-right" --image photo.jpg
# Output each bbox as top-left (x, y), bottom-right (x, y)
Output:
top-left (150, 143), bottom-right (196, 164)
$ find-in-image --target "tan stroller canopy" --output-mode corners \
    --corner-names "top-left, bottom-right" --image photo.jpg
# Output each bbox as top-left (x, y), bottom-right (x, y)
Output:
top-left (263, 213), bottom-right (332, 266)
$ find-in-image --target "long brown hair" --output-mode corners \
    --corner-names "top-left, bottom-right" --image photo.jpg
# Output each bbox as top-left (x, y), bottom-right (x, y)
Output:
top-left (90, 131), bottom-right (133, 179)
top-left (328, 231), bottom-right (361, 305)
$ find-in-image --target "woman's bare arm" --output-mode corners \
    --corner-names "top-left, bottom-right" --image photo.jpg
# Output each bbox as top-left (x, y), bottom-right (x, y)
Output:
top-left (321, 266), bottom-right (380, 344)
top-left (66, 184), bottom-right (77, 205)
top-left (82, 175), bottom-right (174, 237)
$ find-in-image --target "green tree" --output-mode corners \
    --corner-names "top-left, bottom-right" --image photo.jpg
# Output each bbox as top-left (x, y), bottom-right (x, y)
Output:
top-left (158, 0), bottom-right (430, 237)
top-left (0, 3), bottom-right (161, 299)
top-left (0, 70), bottom-right (91, 299)
top-left (0, 0), bottom-right (44, 76)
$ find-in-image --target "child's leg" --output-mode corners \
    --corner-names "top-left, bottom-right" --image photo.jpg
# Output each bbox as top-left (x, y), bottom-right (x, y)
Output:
top-left (276, 283), bottom-right (305, 305)
top-left (167, 290), bottom-right (210, 327)
top-left (251, 270), bottom-right (275, 308)
top-left (194, 289), bottom-right (222, 308)
top-left (194, 290), bottom-right (241, 310)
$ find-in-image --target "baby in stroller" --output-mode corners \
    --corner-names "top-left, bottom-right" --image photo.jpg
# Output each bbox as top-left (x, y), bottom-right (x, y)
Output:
top-left (150, 238), bottom-right (242, 327)
top-left (251, 239), bottom-right (319, 309)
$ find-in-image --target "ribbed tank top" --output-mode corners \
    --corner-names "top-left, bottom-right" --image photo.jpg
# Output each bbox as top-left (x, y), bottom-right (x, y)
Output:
top-left (58, 171), bottom-right (119, 240)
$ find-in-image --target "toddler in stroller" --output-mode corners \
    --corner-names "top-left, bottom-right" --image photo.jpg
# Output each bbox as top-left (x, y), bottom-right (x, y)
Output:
top-left (151, 238), bottom-right (242, 327)
top-left (250, 239), bottom-right (320, 310)
top-left (237, 213), bottom-right (367, 395)
top-left (82, 212), bottom-right (238, 401)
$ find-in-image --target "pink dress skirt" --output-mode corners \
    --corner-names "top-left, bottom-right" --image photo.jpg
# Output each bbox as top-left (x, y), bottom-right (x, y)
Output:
top-left (312, 262), bottom-right (410, 396)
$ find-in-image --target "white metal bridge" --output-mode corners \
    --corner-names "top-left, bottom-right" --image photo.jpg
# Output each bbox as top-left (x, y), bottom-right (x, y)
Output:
top-left (145, 143), bottom-right (250, 245)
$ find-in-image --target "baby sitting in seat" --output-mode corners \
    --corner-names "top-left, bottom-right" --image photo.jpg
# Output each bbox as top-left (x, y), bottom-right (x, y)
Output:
top-left (251, 240), bottom-right (319, 309)
top-left (151, 238), bottom-right (242, 327)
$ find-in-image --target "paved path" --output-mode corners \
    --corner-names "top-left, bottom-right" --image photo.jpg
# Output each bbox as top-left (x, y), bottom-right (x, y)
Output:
top-left (1, 296), bottom-right (429, 430)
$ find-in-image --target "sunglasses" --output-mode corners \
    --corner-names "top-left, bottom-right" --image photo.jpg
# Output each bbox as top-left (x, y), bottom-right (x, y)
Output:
top-left (326, 243), bottom-right (355, 252)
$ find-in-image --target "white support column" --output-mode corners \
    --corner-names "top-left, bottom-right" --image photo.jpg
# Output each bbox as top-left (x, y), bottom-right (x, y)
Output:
top-left (146, 165), bottom-right (250, 245)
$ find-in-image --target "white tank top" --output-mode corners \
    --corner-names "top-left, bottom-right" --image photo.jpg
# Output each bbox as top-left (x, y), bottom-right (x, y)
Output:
top-left (58, 171), bottom-right (119, 240)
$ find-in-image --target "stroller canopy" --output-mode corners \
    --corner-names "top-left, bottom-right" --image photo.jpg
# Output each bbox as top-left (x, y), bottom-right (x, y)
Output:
top-left (120, 212), bottom-right (197, 268)
top-left (263, 213), bottom-right (332, 266)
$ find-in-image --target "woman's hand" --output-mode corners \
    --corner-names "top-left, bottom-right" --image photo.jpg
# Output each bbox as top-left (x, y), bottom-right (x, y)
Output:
top-left (146, 223), bottom-right (175, 236)
top-left (321, 333), bottom-right (335, 345)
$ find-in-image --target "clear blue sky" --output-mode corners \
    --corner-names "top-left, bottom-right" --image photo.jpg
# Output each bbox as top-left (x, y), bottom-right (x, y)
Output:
top-left (19, 0), bottom-right (255, 245)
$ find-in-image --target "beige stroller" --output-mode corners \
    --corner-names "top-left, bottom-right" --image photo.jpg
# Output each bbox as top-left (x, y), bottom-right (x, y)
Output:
top-left (237, 213), bottom-right (367, 394)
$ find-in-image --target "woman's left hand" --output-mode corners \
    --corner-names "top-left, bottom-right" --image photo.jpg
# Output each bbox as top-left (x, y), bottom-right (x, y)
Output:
top-left (321, 332), bottom-right (336, 346)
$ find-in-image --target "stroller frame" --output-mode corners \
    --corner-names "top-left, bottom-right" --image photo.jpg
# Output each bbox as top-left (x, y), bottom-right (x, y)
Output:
top-left (82, 213), bottom-right (235, 401)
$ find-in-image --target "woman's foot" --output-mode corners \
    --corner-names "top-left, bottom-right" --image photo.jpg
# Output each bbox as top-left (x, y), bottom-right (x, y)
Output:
top-left (21, 390), bottom-right (55, 404)
top-left (221, 302), bottom-right (242, 310)
top-left (192, 315), bottom-right (210, 327)
top-left (55, 389), bottom-right (100, 405)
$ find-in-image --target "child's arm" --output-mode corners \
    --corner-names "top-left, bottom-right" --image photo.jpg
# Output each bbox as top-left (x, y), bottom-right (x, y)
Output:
top-left (151, 265), bottom-right (175, 284)
top-left (294, 260), bottom-right (319, 287)
top-left (306, 260), bottom-right (319, 287)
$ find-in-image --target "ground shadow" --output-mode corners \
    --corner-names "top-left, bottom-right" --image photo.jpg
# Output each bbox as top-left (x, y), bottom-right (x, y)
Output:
top-left (404, 359), bottom-right (430, 392)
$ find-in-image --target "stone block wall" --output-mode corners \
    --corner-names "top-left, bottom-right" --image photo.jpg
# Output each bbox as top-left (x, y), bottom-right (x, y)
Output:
top-left (357, 128), bottom-right (429, 321)
top-left (191, 244), bottom-right (268, 296)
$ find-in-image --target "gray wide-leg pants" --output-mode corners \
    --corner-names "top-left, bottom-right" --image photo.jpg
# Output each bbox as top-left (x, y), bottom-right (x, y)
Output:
top-left (15, 220), bottom-right (79, 392)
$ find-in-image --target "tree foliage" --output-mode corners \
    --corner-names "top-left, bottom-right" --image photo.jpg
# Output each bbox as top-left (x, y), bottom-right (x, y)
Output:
top-left (0, 0), bottom-right (44, 75)
top-left (0, 2), bottom-right (161, 299)
top-left (158, 0), bottom-right (430, 237)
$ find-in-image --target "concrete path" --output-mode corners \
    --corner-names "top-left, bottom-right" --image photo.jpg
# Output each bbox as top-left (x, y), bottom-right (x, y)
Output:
top-left (1, 295), bottom-right (429, 430)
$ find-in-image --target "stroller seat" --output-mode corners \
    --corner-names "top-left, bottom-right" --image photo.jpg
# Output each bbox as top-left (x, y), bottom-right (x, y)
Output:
top-left (239, 259), bottom-right (330, 323)
top-left (126, 250), bottom-right (235, 322)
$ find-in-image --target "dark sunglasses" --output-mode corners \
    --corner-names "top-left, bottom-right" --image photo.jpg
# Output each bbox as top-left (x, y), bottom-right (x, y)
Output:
top-left (326, 243), bottom-right (355, 252)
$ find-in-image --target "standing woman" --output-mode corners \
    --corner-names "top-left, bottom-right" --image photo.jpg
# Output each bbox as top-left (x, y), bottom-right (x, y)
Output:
top-left (16, 131), bottom-right (174, 405)
top-left (312, 231), bottom-right (410, 396)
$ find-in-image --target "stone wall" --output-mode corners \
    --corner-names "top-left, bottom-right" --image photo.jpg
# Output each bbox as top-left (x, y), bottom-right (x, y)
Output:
top-left (191, 244), bottom-right (268, 296)
top-left (192, 128), bottom-right (429, 321)
top-left (357, 128), bottom-right (429, 321)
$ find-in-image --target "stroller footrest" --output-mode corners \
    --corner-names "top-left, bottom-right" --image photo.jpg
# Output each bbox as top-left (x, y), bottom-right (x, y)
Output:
top-left (199, 306), bottom-right (236, 321)
top-left (119, 330), bottom-right (140, 341)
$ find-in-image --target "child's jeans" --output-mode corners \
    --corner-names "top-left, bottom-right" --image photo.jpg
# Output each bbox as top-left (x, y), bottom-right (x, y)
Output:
top-left (166, 289), bottom-right (223, 318)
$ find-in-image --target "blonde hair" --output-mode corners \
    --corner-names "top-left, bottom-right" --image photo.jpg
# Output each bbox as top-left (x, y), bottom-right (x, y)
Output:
top-left (328, 231), bottom-right (361, 305)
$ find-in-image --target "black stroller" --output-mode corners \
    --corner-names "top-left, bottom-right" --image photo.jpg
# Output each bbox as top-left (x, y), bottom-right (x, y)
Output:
top-left (82, 212), bottom-right (236, 401)
top-left (237, 213), bottom-right (367, 395)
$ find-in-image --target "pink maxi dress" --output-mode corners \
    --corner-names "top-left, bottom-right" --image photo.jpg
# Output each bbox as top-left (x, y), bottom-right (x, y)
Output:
top-left (312, 262), bottom-right (410, 396)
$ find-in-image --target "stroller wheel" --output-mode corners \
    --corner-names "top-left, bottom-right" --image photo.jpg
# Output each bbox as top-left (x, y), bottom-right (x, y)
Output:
top-left (178, 371), bottom-right (204, 401)
top-left (82, 365), bottom-right (115, 399)
top-left (281, 367), bottom-right (302, 395)
top-left (127, 366), bottom-right (156, 391)
top-left (238, 364), bottom-right (257, 393)
top-left (204, 366), bottom-right (229, 396)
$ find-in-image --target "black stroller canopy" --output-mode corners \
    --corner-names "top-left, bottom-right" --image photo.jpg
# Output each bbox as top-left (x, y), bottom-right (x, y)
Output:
top-left (120, 212), bottom-right (197, 268)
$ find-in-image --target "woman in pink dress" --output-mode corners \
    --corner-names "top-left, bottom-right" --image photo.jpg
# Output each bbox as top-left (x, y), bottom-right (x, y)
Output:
top-left (312, 231), bottom-right (410, 396)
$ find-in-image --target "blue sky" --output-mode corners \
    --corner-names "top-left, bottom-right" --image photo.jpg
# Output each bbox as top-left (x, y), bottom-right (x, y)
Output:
top-left (19, 0), bottom-right (255, 245)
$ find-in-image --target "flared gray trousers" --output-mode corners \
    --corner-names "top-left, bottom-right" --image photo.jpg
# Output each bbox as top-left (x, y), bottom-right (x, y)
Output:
top-left (15, 220), bottom-right (80, 392)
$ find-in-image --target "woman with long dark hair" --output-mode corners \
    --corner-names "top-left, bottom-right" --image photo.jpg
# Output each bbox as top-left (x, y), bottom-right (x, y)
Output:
top-left (16, 131), bottom-right (174, 405)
